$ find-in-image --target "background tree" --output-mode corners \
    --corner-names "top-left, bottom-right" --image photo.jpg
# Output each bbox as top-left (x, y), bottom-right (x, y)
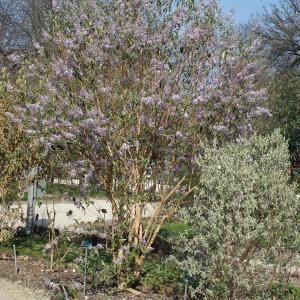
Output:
top-left (0, 0), bottom-right (51, 67)
top-left (0, 0), bottom-right (25, 56)
top-left (254, 1), bottom-right (300, 182)
top-left (266, 72), bottom-right (300, 183)
top-left (259, 0), bottom-right (300, 73)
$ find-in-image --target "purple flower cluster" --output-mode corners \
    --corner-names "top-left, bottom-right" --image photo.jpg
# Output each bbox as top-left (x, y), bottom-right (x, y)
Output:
top-left (250, 107), bottom-right (272, 118)
top-left (52, 0), bottom-right (61, 12)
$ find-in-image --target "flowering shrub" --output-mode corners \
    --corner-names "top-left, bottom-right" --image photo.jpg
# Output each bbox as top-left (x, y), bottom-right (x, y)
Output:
top-left (14, 0), bottom-right (269, 283)
top-left (177, 131), bottom-right (300, 299)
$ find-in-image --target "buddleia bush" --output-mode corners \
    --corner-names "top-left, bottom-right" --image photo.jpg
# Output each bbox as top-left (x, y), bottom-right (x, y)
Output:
top-left (12, 0), bottom-right (268, 283)
top-left (178, 131), bottom-right (300, 299)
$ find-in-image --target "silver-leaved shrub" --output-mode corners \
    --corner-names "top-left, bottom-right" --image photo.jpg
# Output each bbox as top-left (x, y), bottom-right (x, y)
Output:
top-left (178, 131), bottom-right (300, 299)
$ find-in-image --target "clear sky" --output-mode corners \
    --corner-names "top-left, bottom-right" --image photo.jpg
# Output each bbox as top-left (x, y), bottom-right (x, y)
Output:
top-left (220, 0), bottom-right (277, 24)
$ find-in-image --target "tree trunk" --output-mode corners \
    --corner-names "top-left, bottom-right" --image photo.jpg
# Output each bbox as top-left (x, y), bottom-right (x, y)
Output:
top-left (133, 254), bottom-right (145, 278)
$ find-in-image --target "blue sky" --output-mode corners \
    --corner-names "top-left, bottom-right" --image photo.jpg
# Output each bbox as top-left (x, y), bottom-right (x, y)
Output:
top-left (220, 0), bottom-right (278, 24)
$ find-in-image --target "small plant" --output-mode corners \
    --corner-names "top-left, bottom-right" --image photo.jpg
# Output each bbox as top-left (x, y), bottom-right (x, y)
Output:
top-left (140, 259), bottom-right (183, 295)
top-left (272, 283), bottom-right (300, 300)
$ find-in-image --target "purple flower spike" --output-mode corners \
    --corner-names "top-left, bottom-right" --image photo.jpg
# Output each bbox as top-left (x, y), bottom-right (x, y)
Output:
top-left (113, 257), bottom-right (124, 265)
top-left (94, 243), bottom-right (104, 250)
top-left (146, 246), bottom-right (155, 253)
top-left (120, 143), bottom-right (130, 153)
top-left (98, 232), bottom-right (107, 239)
top-left (176, 131), bottom-right (183, 139)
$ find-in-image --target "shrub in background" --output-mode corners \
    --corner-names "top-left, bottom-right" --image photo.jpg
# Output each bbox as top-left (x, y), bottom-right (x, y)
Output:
top-left (178, 131), bottom-right (300, 299)
top-left (0, 67), bottom-right (44, 204)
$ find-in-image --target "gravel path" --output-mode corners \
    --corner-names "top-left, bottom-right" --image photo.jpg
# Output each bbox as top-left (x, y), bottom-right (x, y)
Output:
top-left (0, 279), bottom-right (50, 300)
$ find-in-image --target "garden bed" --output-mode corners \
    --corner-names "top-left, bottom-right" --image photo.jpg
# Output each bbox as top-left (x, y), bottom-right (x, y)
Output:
top-left (0, 232), bottom-right (181, 299)
top-left (0, 257), bottom-right (175, 299)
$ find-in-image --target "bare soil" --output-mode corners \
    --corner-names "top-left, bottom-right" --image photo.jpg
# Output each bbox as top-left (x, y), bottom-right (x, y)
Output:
top-left (0, 257), bottom-right (174, 300)
top-left (0, 278), bottom-right (49, 300)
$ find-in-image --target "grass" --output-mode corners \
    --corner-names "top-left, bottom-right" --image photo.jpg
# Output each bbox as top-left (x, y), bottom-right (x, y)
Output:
top-left (0, 235), bottom-right (47, 258)
top-left (272, 283), bottom-right (300, 299)
top-left (45, 183), bottom-right (107, 199)
top-left (0, 232), bottom-right (112, 264)
top-left (159, 221), bottom-right (194, 242)
top-left (16, 183), bottom-right (107, 202)
top-left (289, 287), bottom-right (300, 300)
top-left (46, 183), bottom-right (82, 198)
top-left (0, 223), bottom-right (184, 269)
top-left (140, 258), bottom-right (183, 293)
top-left (160, 221), bottom-right (190, 236)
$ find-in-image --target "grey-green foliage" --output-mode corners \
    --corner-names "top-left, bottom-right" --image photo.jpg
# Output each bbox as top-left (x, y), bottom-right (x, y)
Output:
top-left (178, 131), bottom-right (300, 300)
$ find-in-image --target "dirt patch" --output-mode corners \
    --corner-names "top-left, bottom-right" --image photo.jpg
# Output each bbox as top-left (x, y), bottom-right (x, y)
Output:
top-left (0, 278), bottom-right (49, 300)
top-left (0, 258), bottom-right (174, 299)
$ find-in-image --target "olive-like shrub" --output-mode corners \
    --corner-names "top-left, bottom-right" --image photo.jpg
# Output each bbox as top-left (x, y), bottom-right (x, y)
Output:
top-left (178, 131), bottom-right (300, 299)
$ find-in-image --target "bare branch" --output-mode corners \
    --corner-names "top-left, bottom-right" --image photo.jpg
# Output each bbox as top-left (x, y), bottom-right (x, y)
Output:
top-left (258, 0), bottom-right (300, 73)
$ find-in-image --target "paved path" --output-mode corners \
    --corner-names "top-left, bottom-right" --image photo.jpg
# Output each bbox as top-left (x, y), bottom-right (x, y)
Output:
top-left (0, 279), bottom-right (49, 300)
top-left (18, 199), bottom-right (156, 229)
top-left (13, 194), bottom-right (300, 229)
